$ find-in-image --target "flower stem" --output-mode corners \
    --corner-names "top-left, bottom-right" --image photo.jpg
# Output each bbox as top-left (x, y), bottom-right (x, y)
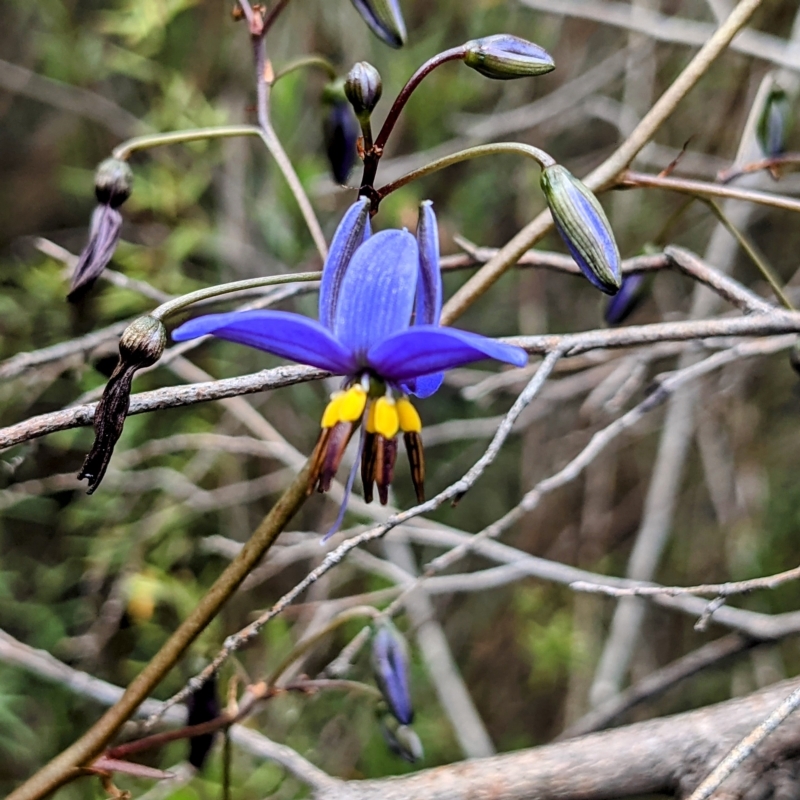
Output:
top-left (359, 46), bottom-right (468, 200)
top-left (272, 55), bottom-right (338, 83)
top-left (150, 272), bottom-right (322, 322)
top-left (377, 142), bottom-right (556, 201)
top-left (252, 33), bottom-right (328, 259)
top-left (112, 125), bottom-right (262, 161)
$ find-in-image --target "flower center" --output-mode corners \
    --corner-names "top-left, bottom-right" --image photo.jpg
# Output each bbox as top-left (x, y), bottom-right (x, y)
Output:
top-left (309, 380), bottom-right (426, 511)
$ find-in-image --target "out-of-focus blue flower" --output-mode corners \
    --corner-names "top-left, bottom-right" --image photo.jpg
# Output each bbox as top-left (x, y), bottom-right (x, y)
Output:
top-left (323, 100), bottom-right (360, 185)
top-left (540, 165), bottom-right (621, 295)
top-left (350, 0), bottom-right (406, 48)
top-left (173, 199), bottom-right (527, 526)
top-left (604, 273), bottom-right (648, 326)
top-left (464, 34), bottom-right (555, 80)
top-left (371, 621), bottom-right (413, 725)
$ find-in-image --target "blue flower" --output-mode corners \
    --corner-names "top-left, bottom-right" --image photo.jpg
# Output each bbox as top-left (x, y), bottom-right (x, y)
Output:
top-left (172, 199), bottom-right (527, 523)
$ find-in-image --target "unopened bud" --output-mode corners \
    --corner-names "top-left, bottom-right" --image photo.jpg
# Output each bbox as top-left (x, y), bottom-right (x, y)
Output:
top-left (94, 158), bottom-right (133, 208)
top-left (350, 0), bottom-right (406, 48)
top-left (371, 620), bottom-right (413, 725)
top-left (119, 315), bottom-right (167, 367)
top-left (186, 675), bottom-right (220, 770)
top-left (323, 101), bottom-right (359, 184)
top-left (345, 62), bottom-right (383, 118)
top-left (757, 88), bottom-right (791, 158)
top-left (540, 164), bottom-right (621, 295)
top-left (464, 34), bottom-right (555, 80)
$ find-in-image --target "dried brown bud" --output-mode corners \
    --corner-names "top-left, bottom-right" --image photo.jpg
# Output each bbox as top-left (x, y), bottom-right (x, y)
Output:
top-left (78, 317), bottom-right (166, 493)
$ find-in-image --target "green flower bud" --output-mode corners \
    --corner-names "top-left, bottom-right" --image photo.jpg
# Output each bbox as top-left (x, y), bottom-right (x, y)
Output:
top-left (94, 157), bottom-right (133, 208)
top-left (540, 164), bottom-right (621, 295)
top-left (464, 34), bottom-right (555, 80)
top-left (345, 61), bottom-right (383, 118)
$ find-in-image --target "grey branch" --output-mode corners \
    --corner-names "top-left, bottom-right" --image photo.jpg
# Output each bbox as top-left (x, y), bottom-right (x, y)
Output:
top-left (321, 678), bottom-right (800, 800)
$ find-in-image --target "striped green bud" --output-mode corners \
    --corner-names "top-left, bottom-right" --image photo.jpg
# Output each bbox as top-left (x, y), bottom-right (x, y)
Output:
top-left (540, 165), bottom-right (621, 295)
top-left (464, 35), bottom-right (554, 80)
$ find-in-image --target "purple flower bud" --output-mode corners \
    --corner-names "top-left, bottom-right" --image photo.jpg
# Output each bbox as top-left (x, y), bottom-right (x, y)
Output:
top-left (371, 621), bottom-right (413, 725)
top-left (350, 0), bottom-right (406, 48)
top-left (323, 101), bottom-right (360, 185)
top-left (540, 164), bottom-right (621, 295)
top-left (757, 88), bottom-right (791, 158)
top-left (604, 273), bottom-right (648, 326)
top-left (464, 34), bottom-right (555, 80)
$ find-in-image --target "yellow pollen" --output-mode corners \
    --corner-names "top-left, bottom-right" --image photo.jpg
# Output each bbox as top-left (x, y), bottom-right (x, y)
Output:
top-left (396, 397), bottom-right (422, 433)
top-left (370, 396), bottom-right (400, 439)
top-left (320, 392), bottom-right (345, 428)
top-left (339, 385), bottom-right (367, 421)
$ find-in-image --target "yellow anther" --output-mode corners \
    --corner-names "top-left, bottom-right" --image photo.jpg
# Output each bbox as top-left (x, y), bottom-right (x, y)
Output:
top-left (371, 396), bottom-right (400, 439)
top-left (321, 392), bottom-right (345, 428)
top-left (396, 397), bottom-right (422, 433)
top-left (321, 386), bottom-right (367, 428)
top-left (339, 385), bottom-right (367, 421)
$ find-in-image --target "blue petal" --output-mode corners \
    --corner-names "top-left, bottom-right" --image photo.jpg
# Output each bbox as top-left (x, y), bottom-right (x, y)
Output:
top-left (334, 229), bottom-right (419, 361)
top-left (368, 325), bottom-right (528, 382)
top-left (319, 198), bottom-right (371, 330)
top-left (401, 373), bottom-right (444, 399)
top-left (414, 201), bottom-right (442, 326)
top-left (172, 311), bottom-right (357, 374)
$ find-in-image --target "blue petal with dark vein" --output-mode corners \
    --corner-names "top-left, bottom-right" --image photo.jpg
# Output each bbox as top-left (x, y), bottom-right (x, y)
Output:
top-left (172, 310), bottom-right (358, 374)
top-left (333, 229), bottom-right (419, 360)
top-left (368, 325), bottom-right (527, 382)
top-left (319, 198), bottom-right (371, 330)
top-left (414, 200), bottom-right (442, 326)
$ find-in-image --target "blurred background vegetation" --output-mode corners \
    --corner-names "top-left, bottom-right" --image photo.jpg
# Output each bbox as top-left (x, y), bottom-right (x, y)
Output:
top-left (3, 0), bottom-right (800, 797)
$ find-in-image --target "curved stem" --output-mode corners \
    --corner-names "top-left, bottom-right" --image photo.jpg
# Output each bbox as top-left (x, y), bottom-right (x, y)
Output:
top-left (266, 605), bottom-right (380, 687)
top-left (112, 125), bottom-right (262, 161)
top-left (7, 463), bottom-right (312, 800)
top-left (273, 55), bottom-right (338, 83)
top-left (252, 36), bottom-right (328, 260)
top-left (359, 46), bottom-right (468, 198)
top-left (377, 142), bottom-right (556, 200)
top-left (151, 272), bottom-right (321, 322)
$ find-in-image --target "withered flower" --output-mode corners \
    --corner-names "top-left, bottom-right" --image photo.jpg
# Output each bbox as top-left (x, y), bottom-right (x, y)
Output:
top-left (78, 315), bottom-right (166, 493)
top-left (68, 158), bottom-right (133, 301)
